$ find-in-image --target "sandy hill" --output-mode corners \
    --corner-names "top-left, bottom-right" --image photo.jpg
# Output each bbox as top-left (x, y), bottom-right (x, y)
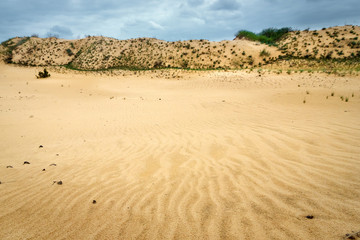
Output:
top-left (278, 25), bottom-right (360, 59)
top-left (1, 25), bottom-right (360, 71)
top-left (1, 37), bottom-right (280, 70)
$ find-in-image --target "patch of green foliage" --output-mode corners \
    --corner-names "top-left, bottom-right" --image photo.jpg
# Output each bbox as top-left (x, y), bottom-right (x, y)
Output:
top-left (66, 48), bottom-right (74, 56)
top-left (236, 27), bottom-right (292, 45)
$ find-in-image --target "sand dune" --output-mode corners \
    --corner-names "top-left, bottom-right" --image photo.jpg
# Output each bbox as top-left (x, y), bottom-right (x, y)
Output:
top-left (0, 63), bottom-right (360, 239)
top-left (2, 25), bottom-right (360, 72)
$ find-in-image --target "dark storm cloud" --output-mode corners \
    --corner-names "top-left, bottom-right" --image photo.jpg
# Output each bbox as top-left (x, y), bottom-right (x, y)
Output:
top-left (210, 0), bottom-right (241, 11)
top-left (0, 0), bottom-right (359, 42)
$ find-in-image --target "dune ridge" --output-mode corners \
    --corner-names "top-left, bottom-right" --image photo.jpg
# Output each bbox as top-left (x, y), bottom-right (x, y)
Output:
top-left (1, 25), bottom-right (360, 71)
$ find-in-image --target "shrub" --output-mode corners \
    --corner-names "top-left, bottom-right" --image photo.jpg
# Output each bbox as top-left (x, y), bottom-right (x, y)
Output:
top-left (66, 48), bottom-right (74, 56)
top-left (36, 68), bottom-right (51, 78)
top-left (180, 59), bottom-right (189, 68)
top-left (260, 49), bottom-right (270, 57)
top-left (236, 30), bottom-right (259, 41)
top-left (259, 27), bottom-right (292, 41)
top-left (235, 27), bottom-right (292, 45)
top-left (153, 60), bottom-right (163, 68)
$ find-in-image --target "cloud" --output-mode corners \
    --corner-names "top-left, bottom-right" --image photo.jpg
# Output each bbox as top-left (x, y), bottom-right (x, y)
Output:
top-left (0, 0), bottom-right (360, 42)
top-left (47, 25), bottom-right (73, 38)
top-left (149, 21), bottom-right (165, 30)
top-left (209, 0), bottom-right (241, 11)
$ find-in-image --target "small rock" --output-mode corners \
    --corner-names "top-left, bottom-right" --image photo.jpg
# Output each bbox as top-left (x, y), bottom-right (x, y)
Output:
top-left (92, 200), bottom-right (97, 204)
top-left (57, 181), bottom-right (63, 185)
top-left (6, 165), bottom-right (13, 168)
top-left (39, 145), bottom-right (43, 148)
top-left (345, 234), bottom-right (355, 240)
top-left (49, 163), bottom-right (57, 166)
top-left (23, 161), bottom-right (30, 165)
top-left (306, 215), bottom-right (314, 219)
top-left (42, 169), bottom-right (46, 171)
top-left (0, 181), bottom-right (2, 184)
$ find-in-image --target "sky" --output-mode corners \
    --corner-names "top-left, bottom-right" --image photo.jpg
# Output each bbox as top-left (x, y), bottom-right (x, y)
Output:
top-left (1, 0), bottom-right (359, 43)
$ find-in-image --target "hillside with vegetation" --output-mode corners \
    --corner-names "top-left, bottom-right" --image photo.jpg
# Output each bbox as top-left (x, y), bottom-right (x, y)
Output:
top-left (1, 25), bottom-right (360, 72)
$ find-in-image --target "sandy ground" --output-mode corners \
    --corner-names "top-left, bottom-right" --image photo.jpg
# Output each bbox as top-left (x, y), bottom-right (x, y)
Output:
top-left (0, 63), bottom-right (360, 240)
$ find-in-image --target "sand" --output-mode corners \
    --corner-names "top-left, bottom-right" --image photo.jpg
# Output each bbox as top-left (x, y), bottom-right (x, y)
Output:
top-left (0, 63), bottom-right (359, 239)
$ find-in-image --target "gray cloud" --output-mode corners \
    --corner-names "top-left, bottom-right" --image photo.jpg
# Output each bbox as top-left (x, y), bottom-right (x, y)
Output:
top-left (209, 0), bottom-right (241, 11)
top-left (47, 25), bottom-right (73, 38)
top-left (0, 0), bottom-right (359, 42)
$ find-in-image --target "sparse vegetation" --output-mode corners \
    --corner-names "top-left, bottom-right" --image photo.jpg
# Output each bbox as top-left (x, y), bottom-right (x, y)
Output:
top-left (259, 49), bottom-right (270, 57)
top-left (36, 68), bottom-right (51, 78)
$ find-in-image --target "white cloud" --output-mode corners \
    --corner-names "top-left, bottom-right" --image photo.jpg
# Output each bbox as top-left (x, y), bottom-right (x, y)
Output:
top-left (149, 21), bottom-right (165, 30)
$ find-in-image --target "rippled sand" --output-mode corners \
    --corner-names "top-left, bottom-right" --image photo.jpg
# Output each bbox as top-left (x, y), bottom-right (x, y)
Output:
top-left (1, 64), bottom-right (359, 239)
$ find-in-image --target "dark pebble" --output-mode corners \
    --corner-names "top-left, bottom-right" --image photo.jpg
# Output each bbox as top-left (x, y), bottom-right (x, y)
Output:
top-left (49, 163), bottom-right (57, 166)
top-left (306, 215), bottom-right (314, 219)
top-left (92, 200), bottom-right (97, 204)
top-left (39, 145), bottom-right (43, 148)
top-left (6, 165), bottom-right (13, 168)
top-left (23, 161), bottom-right (30, 164)
top-left (42, 169), bottom-right (46, 171)
top-left (57, 181), bottom-right (63, 185)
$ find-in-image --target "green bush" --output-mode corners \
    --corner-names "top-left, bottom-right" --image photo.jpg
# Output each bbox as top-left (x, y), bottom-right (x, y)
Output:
top-left (66, 48), bottom-right (74, 56)
top-left (259, 27), bottom-right (292, 41)
top-left (235, 27), bottom-right (292, 45)
top-left (36, 68), bottom-right (51, 78)
top-left (235, 30), bottom-right (260, 41)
